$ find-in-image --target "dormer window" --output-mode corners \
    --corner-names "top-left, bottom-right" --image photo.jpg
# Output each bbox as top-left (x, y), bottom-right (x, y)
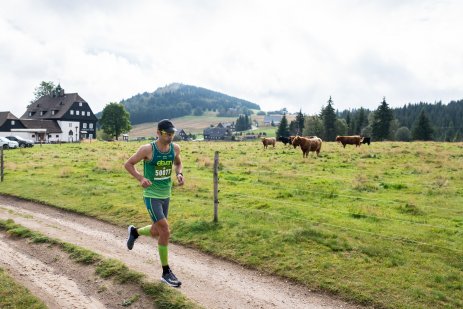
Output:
top-left (40, 111), bottom-right (47, 116)
top-left (51, 110), bottom-right (56, 115)
top-left (29, 112), bottom-right (35, 117)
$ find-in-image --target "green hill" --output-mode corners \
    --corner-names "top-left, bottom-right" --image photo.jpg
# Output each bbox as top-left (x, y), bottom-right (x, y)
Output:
top-left (120, 83), bottom-right (260, 125)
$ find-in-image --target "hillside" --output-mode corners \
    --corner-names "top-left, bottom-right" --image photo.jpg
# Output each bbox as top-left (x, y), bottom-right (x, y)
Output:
top-left (120, 83), bottom-right (260, 125)
top-left (128, 112), bottom-right (296, 138)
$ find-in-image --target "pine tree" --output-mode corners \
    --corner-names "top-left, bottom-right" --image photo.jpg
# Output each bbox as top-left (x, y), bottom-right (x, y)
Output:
top-left (345, 112), bottom-right (352, 135)
top-left (412, 110), bottom-right (434, 140)
top-left (243, 114), bottom-right (248, 130)
top-left (276, 114), bottom-right (290, 138)
top-left (320, 96), bottom-right (337, 141)
top-left (295, 109), bottom-right (305, 135)
top-left (372, 97), bottom-right (393, 141)
top-left (356, 107), bottom-right (367, 135)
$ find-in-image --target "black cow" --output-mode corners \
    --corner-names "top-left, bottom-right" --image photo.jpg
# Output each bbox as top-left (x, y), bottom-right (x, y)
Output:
top-left (361, 137), bottom-right (371, 145)
top-left (278, 136), bottom-right (291, 145)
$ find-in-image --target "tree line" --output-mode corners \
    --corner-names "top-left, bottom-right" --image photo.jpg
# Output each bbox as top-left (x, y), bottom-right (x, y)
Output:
top-left (276, 97), bottom-right (462, 142)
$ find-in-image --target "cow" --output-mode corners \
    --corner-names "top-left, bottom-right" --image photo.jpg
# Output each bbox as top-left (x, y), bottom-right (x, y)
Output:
top-left (289, 136), bottom-right (297, 148)
top-left (361, 137), bottom-right (371, 145)
top-left (335, 135), bottom-right (362, 148)
top-left (292, 136), bottom-right (322, 158)
top-left (278, 136), bottom-right (291, 146)
top-left (262, 137), bottom-right (276, 149)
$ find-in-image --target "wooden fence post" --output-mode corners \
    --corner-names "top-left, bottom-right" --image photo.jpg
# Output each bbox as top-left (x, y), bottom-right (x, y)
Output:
top-left (213, 151), bottom-right (219, 222)
top-left (1, 146), bottom-right (4, 182)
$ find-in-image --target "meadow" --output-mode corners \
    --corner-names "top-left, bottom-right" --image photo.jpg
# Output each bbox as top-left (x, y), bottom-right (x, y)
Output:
top-left (0, 140), bottom-right (462, 308)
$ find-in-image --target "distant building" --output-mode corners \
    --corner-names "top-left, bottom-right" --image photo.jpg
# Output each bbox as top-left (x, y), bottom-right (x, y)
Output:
top-left (203, 126), bottom-right (228, 140)
top-left (0, 112), bottom-right (23, 132)
top-left (1, 85), bottom-right (98, 143)
top-left (177, 129), bottom-right (191, 141)
top-left (263, 115), bottom-right (283, 126)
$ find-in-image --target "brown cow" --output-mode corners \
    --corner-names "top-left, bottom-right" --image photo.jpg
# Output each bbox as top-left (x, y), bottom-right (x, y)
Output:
top-left (262, 137), bottom-right (276, 149)
top-left (335, 135), bottom-right (362, 148)
top-left (292, 136), bottom-right (322, 158)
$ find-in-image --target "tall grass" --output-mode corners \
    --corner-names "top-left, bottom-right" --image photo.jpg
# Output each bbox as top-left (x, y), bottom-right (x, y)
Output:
top-left (1, 141), bottom-right (462, 308)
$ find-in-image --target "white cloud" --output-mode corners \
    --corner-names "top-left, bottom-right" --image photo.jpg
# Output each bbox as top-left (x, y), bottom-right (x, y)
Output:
top-left (1, 0), bottom-right (463, 118)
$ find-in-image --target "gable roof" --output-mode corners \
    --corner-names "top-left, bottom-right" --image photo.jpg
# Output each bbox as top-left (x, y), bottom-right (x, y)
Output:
top-left (20, 93), bottom-right (95, 120)
top-left (20, 119), bottom-right (62, 133)
top-left (0, 111), bottom-right (19, 126)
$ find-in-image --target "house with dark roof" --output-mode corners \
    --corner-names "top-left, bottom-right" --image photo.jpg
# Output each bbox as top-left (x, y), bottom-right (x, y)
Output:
top-left (177, 129), bottom-right (191, 141)
top-left (19, 85), bottom-right (98, 142)
top-left (203, 126), bottom-right (228, 140)
top-left (1, 85), bottom-right (98, 142)
top-left (0, 112), bottom-right (25, 132)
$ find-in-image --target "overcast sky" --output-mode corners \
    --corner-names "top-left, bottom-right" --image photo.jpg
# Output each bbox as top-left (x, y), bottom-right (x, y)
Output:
top-left (1, 0), bottom-right (463, 117)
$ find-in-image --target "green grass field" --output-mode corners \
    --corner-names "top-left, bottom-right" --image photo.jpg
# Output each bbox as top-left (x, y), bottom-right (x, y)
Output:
top-left (0, 140), bottom-right (462, 308)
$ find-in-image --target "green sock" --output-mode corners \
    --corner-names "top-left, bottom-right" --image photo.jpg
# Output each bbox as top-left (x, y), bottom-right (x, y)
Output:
top-left (137, 225), bottom-right (151, 236)
top-left (158, 245), bottom-right (168, 266)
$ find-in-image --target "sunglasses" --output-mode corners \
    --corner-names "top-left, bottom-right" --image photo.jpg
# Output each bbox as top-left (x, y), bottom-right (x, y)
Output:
top-left (160, 131), bottom-right (175, 137)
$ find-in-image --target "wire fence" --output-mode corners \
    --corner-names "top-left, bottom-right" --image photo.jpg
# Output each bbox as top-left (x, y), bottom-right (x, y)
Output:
top-left (185, 163), bottom-right (462, 254)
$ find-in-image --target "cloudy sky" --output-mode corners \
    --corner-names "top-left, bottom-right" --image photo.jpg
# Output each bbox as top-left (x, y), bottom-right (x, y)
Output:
top-left (1, 0), bottom-right (463, 117)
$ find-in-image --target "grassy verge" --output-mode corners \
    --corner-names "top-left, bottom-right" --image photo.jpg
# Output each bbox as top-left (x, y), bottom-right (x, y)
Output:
top-left (0, 268), bottom-right (47, 309)
top-left (0, 141), bottom-right (462, 308)
top-left (0, 219), bottom-right (200, 309)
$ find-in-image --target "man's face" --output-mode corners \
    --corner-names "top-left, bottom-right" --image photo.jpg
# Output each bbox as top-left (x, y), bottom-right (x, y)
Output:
top-left (158, 130), bottom-right (175, 142)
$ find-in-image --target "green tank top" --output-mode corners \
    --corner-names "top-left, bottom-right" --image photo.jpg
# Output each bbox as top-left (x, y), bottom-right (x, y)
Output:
top-left (143, 142), bottom-right (175, 198)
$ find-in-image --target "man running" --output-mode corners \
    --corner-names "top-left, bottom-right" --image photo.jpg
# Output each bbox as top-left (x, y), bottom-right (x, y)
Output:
top-left (124, 119), bottom-right (184, 287)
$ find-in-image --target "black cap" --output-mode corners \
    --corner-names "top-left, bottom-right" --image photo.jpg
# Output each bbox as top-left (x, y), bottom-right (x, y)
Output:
top-left (157, 119), bottom-right (177, 133)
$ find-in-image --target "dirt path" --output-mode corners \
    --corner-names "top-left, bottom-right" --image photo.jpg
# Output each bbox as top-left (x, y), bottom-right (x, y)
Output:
top-left (0, 195), bottom-right (362, 309)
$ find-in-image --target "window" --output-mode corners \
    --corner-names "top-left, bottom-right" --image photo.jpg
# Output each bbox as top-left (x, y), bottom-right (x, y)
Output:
top-left (40, 111), bottom-right (46, 116)
top-left (70, 110), bottom-right (74, 115)
top-left (83, 123), bottom-right (87, 129)
top-left (79, 102), bottom-right (83, 107)
top-left (11, 120), bottom-right (15, 125)
top-left (89, 123), bottom-right (94, 129)
top-left (56, 135), bottom-right (59, 138)
top-left (76, 110), bottom-right (80, 116)
top-left (87, 111), bottom-right (90, 116)
top-left (51, 110), bottom-right (56, 115)
top-left (29, 112), bottom-right (33, 117)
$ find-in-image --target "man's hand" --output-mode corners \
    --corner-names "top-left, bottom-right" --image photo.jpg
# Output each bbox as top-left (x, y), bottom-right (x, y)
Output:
top-left (177, 174), bottom-right (185, 186)
top-left (140, 178), bottom-right (152, 188)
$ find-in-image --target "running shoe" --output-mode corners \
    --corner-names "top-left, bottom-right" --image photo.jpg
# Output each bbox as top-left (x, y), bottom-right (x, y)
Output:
top-left (126, 225), bottom-right (138, 250)
top-left (161, 270), bottom-right (182, 287)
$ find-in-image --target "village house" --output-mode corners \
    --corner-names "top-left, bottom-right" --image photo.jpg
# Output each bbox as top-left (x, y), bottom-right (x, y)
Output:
top-left (263, 115), bottom-right (283, 126)
top-left (176, 129), bottom-right (192, 141)
top-left (0, 85), bottom-right (98, 143)
top-left (203, 125), bottom-right (229, 140)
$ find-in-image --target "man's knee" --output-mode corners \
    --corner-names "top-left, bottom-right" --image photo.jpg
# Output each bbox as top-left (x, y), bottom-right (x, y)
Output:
top-left (156, 220), bottom-right (170, 237)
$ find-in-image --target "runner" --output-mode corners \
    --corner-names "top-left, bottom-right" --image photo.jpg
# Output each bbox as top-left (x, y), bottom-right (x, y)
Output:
top-left (124, 119), bottom-right (184, 287)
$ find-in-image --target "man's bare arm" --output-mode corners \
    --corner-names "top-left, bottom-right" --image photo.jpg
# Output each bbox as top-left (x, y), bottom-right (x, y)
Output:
top-left (173, 143), bottom-right (184, 186)
top-left (124, 144), bottom-right (152, 188)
